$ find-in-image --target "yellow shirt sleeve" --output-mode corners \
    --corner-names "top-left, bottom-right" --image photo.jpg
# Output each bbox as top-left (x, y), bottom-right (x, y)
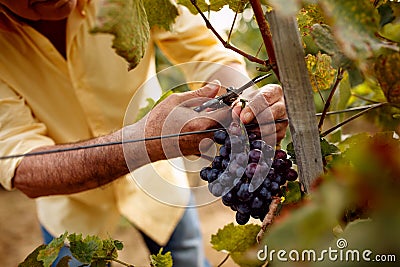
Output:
top-left (152, 6), bottom-right (246, 84)
top-left (0, 81), bottom-right (55, 190)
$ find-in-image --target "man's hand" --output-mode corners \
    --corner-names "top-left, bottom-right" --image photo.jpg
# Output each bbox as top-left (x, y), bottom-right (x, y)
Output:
top-left (133, 81), bottom-right (231, 161)
top-left (231, 84), bottom-right (288, 144)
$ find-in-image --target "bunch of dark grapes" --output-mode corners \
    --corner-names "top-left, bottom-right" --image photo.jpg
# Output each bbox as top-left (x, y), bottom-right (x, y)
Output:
top-left (200, 121), bottom-right (298, 225)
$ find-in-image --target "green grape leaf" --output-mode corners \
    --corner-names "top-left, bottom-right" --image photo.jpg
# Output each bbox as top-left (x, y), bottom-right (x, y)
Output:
top-left (113, 240), bottom-right (124, 251)
top-left (310, 24), bottom-right (352, 68)
top-left (95, 238), bottom-right (121, 259)
top-left (286, 142), bottom-right (296, 164)
top-left (37, 232), bottom-right (68, 267)
top-left (347, 67), bottom-right (365, 88)
top-left (68, 233), bottom-right (103, 264)
top-left (55, 256), bottom-right (71, 267)
top-left (282, 181), bottom-right (302, 205)
top-left (378, 2), bottom-right (396, 27)
top-left (320, 138), bottom-right (339, 158)
top-left (92, 0), bottom-right (150, 71)
top-left (149, 248), bottom-right (173, 267)
top-left (18, 244), bottom-right (46, 267)
top-left (144, 0), bottom-right (179, 30)
top-left (374, 51), bottom-right (400, 104)
top-left (211, 223), bottom-right (260, 253)
top-left (319, 0), bottom-right (398, 65)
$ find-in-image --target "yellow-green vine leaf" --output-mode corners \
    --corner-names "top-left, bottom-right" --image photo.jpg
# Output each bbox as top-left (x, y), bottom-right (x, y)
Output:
top-left (92, 0), bottom-right (150, 71)
top-left (211, 223), bottom-right (265, 267)
top-left (211, 223), bottom-right (260, 252)
top-left (305, 52), bottom-right (336, 91)
top-left (37, 232), bottom-right (68, 267)
top-left (68, 233), bottom-right (103, 264)
top-left (150, 248), bottom-right (173, 267)
top-left (144, 0), bottom-right (179, 30)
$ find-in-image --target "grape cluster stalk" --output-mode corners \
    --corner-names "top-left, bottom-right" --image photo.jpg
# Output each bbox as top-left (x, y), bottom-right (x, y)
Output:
top-left (200, 121), bottom-right (298, 225)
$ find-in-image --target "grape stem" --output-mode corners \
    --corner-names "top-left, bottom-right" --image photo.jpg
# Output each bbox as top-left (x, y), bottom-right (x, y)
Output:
top-left (217, 254), bottom-right (230, 267)
top-left (256, 196), bottom-right (281, 243)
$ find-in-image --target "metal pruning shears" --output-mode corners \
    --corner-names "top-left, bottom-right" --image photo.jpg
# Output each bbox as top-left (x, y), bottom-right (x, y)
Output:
top-left (193, 73), bottom-right (272, 112)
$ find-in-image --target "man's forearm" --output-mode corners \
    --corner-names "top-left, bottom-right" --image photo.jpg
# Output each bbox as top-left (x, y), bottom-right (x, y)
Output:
top-left (13, 124), bottom-right (152, 198)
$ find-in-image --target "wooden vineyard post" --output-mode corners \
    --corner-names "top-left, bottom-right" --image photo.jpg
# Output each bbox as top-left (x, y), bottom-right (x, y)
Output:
top-left (266, 11), bottom-right (324, 192)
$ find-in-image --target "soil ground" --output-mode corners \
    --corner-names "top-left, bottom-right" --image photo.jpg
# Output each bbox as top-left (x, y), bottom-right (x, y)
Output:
top-left (0, 187), bottom-right (243, 267)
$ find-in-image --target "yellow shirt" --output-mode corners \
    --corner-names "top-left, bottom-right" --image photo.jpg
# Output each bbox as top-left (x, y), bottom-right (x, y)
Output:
top-left (0, 1), bottom-right (243, 244)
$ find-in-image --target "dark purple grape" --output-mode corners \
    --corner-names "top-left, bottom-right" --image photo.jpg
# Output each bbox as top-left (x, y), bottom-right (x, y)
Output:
top-left (250, 140), bottom-right (265, 150)
top-left (221, 158), bottom-right (230, 169)
top-left (284, 158), bottom-right (293, 168)
top-left (219, 145), bottom-right (230, 158)
top-left (237, 182), bottom-right (252, 202)
top-left (219, 172), bottom-right (233, 186)
top-left (245, 163), bottom-right (258, 178)
top-left (270, 181), bottom-right (280, 193)
top-left (275, 149), bottom-right (287, 160)
top-left (248, 132), bottom-right (259, 141)
top-left (275, 173), bottom-right (287, 186)
top-left (210, 182), bottom-right (223, 197)
top-left (224, 137), bottom-right (231, 149)
top-left (200, 167), bottom-right (211, 181)
top-left (229, 122), bottom-right (242, 136)
top-left (212, 156), bottom-right (224, 169)
top-left (262, 144), bottom-right (275, 158)
top-left (235, 166), bottom-right (246, 179)
top-left (222, 191), bottom-right (235, 206)
top-left (259, 187), bottom-right (272, 200)
top-left (286, 168), bottom-right (298, 181)
top-left (262, 177), bottom-right (271, 189)
top-left (272, 158), bottom-right (286, 171)
top-left (234, 152), bottom-right (248, 166)
top-left (230, 136), bottom-right (244, 153)
top-left (208, 168), bottom-right (220, 183)
top-left (248, 149), bottom-right (263, 163)
top-left (251, 197), bottom-right (264, 209)
top-left (214, 130), bottom-right (228, 145)
top-left (249, 176), bottom-right (264, 192)
top-left (253, 162), bottom-right (269, 178)
top-left (236, 211), bottom-right (250, 225)
top-left (237, 203), bottom-right (251, 214)
top-left (205, 121), bottom-right (293, 225)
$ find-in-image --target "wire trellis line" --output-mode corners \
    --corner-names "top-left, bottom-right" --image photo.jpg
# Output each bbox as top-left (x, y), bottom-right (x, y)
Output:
top-left (0, 119), bottom-right (288, 160)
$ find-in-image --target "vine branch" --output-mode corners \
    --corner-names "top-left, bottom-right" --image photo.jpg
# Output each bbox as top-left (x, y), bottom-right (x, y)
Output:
top-left (249, 0), bottom-right (279, 79)
top-left (318, 68), bottom-right (345, 131)
top-left (189, 0), bottom-right (268, 66)
top-left (320, 102), bottom-right (388, 137)
top-left (256, 196), bottom-right (281, 243)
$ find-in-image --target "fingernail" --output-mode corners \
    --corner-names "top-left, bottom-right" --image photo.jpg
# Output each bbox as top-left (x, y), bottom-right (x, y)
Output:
top-left (208, 80), bottom-right (220, 90)
top-left (243, 112), bottom-right (252, 123)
